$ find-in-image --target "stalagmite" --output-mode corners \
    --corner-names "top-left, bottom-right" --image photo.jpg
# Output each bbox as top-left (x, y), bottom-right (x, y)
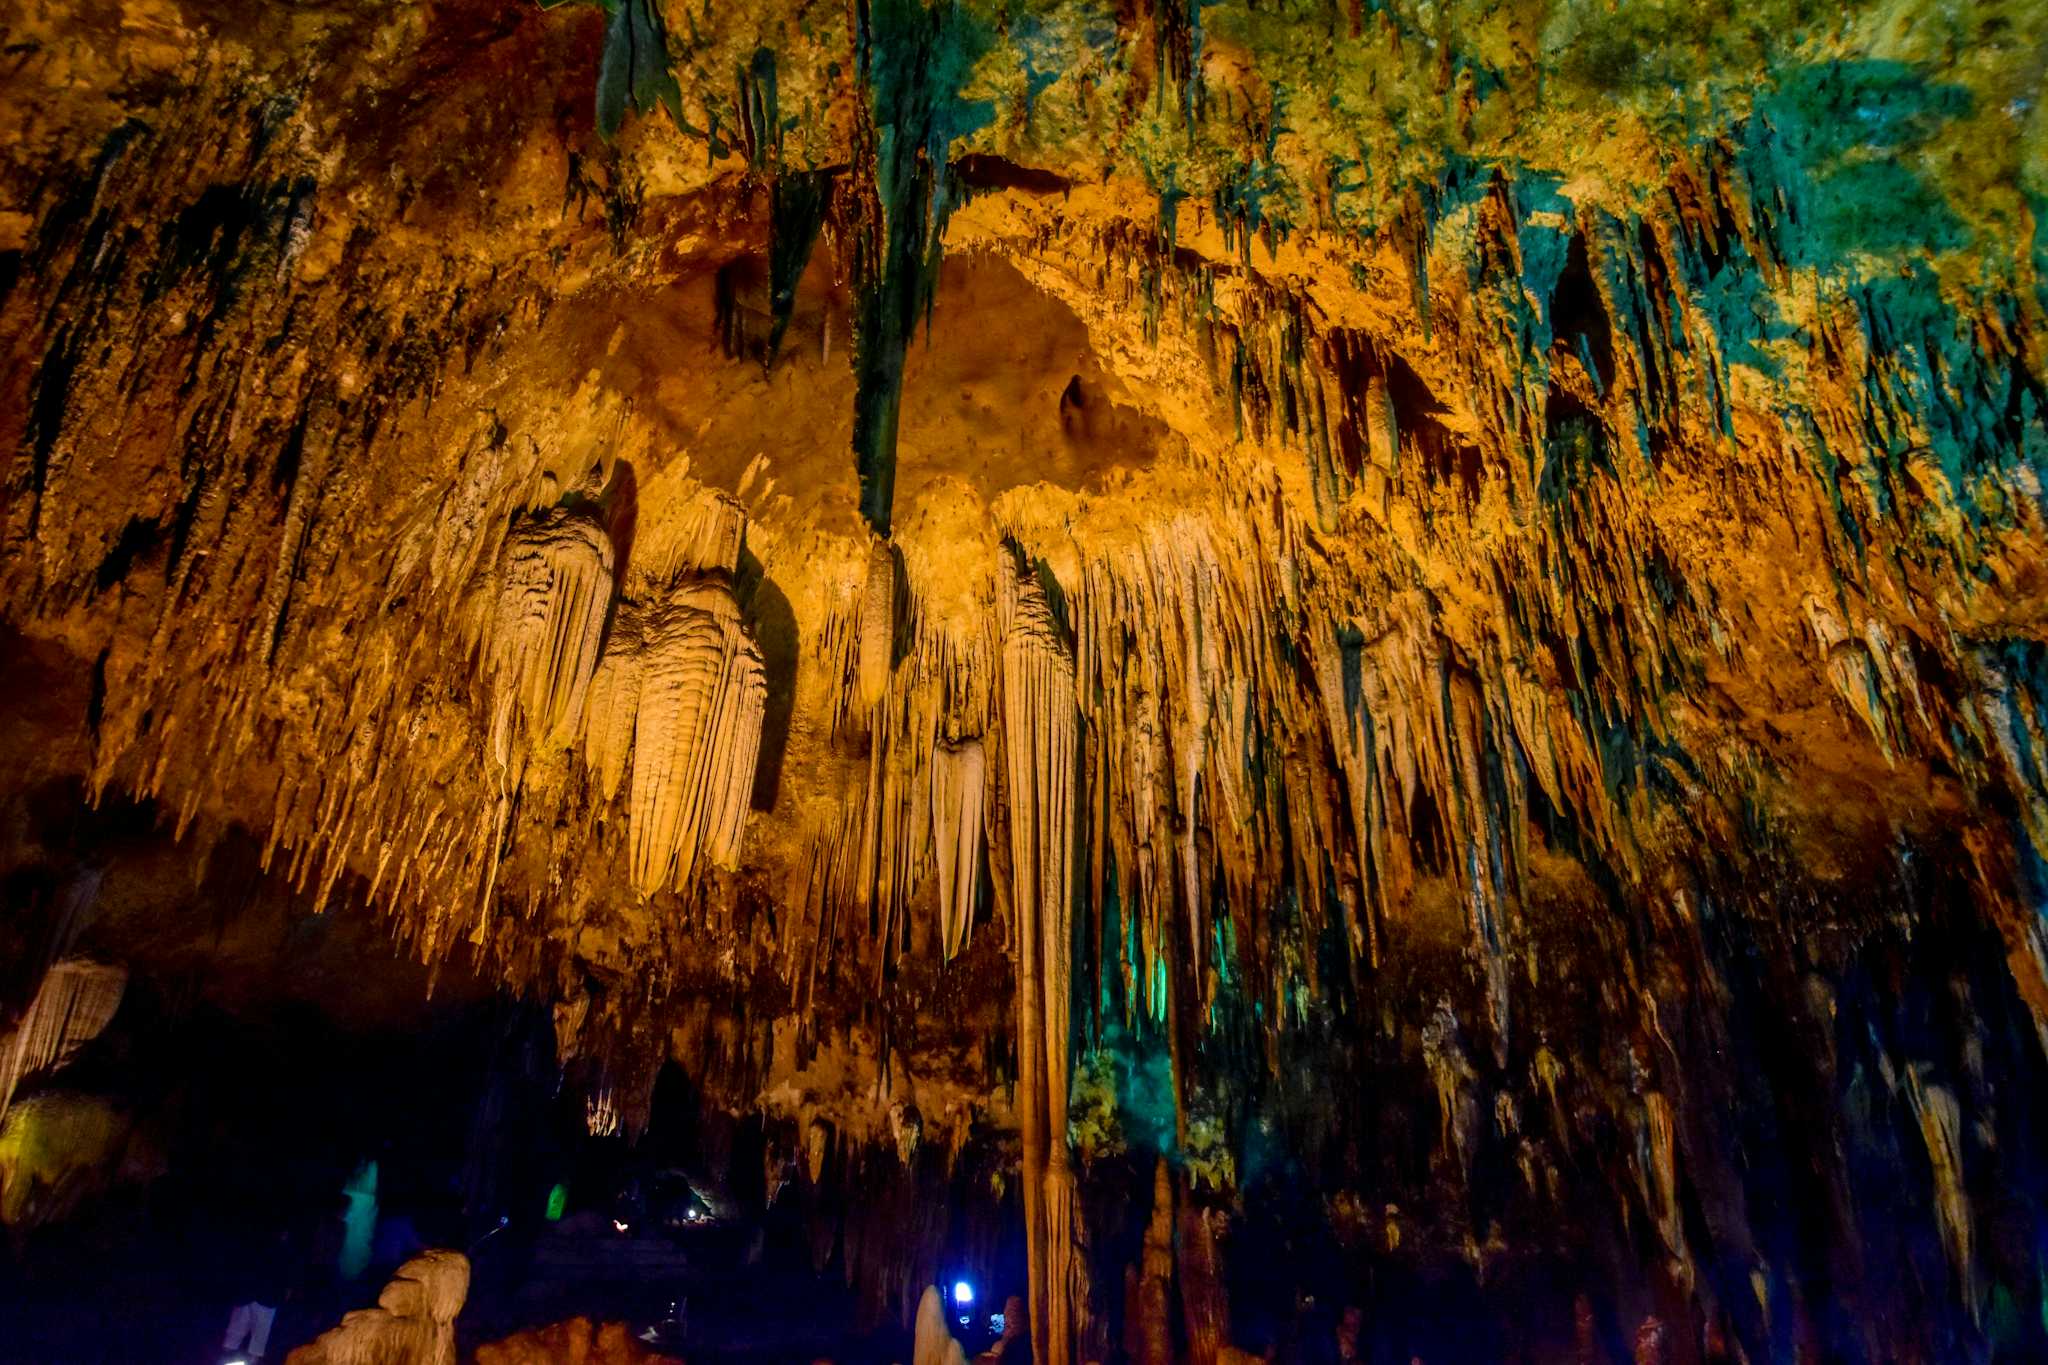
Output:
top-left (1001, 563), bottom-right (1082, 1365)
top-left (584, 579), bottom-right (766, 896)
top-left (485, 505), bottom-right (617, 765)
top-left (0, 960), bottom-right (127, 1119)
top-left (1178, 1200), bottom-right (1229, 1365)
top-left (284, 1251), bottom-right (469, 1365)
top-left (913, 1284), bottom-right (971, 1365)
top-left (1128, 1158), bottom-right (1174, 1365)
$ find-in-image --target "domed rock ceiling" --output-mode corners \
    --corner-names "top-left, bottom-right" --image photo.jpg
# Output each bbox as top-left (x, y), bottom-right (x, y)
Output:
top-left (2, 0), bottom-right (2047, 1358)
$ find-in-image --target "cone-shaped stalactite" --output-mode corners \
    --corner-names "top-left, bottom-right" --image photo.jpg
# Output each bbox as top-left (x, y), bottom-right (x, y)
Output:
top-left (845, 0), bottom-right (989, 536)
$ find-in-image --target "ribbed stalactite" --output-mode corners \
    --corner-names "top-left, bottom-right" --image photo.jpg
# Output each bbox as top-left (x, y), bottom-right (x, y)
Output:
top-left (587, 578), bottom-right (767, 897)
top-left (0, 960), bottom-right (127, 1119)
top-left (856, 536), bottom-right (898, 717)
top-left (931, 738), bottom-right (986, 962)
top-left (484, 504), bottom-right (617, 768)
top-left (1000, 562), bottom-right (1082, 1365)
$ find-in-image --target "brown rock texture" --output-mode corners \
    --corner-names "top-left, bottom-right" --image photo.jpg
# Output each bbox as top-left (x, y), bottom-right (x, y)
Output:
top-left (285, 1251), bottom-right (469, 1365)
top-left (3, 0), bottom-right (2047, 1354)
top-left (472, 1318), bottom-right (683, 1365)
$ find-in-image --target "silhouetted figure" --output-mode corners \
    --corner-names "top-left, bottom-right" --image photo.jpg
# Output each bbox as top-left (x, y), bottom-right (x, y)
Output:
top-left (973, 1295), bottom-right (1030, 1365)
top-left (219, 1229), bottom-right (296, 1364)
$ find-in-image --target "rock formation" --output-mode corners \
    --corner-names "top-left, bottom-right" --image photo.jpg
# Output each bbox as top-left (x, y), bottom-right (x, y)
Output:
top-left (586, 575), bottom-right (767, 896)
top-left (0, 960), bottom-right (125, 1119)
top-left (913, 1283), bottom-right (972, 1365)
top-left (285, 1251), bottom-right (469, 1365)
top-left (1, 0), bottom-right (2046, 1356)
top-left (1000, 564), bottom-right (1084, 1365)
top-left (485, 503), bottom-right (619, 767)
top-left (473, 1318), bottom-right (683, 1365)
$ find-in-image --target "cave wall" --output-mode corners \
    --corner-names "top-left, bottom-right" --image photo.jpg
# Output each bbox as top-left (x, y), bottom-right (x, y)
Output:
top-left (3, 0), bottom-right (2047, 1358)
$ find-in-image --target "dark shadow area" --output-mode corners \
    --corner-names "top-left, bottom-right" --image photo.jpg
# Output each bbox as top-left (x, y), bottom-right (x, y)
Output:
top-left (737, 546), bottom-right (797, 812)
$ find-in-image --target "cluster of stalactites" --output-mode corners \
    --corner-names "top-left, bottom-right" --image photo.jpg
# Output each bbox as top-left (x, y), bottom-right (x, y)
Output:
top-left (784, 501), bottom-right (1641, 1071)
top-left (484, 504), bottom-right (617, 768)
top-left (468, 488), bottom-right (769, 901)
top-left (584, 578), bottom-right (767, 895)
top-left (785, 544), bottom-right (997, 993)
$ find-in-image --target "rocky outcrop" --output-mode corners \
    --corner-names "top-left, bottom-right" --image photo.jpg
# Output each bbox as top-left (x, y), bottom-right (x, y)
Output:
top-left (473, 1318), bottom-right (682, 1365)
top-left (284, 1251), bottom-right (468, 1365)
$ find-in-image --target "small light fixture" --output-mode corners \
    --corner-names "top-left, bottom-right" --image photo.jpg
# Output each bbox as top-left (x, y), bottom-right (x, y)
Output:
top-left (953, 1280), bottom-right (974, 1306)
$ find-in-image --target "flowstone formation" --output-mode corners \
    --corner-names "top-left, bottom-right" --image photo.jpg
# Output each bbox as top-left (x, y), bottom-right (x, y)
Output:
top-left (3, 0), bottom-right (2048, 1357)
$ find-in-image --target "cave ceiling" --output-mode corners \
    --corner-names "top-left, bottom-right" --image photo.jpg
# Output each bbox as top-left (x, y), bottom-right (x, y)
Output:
top-left (3, 0), bottom-right (2048, 1346)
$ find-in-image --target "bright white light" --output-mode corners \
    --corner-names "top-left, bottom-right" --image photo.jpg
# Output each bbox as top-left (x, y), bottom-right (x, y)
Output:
top-left (953, 1280), bottom-right (974, 1306)
top-left (612, 1218), bottom-right (629, 1233)
top-left (687, 1207), bottom-right (703, 1222)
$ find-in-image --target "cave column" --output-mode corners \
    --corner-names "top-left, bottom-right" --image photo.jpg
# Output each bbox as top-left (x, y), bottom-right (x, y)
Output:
top-left (1001, 564), bottom-right (1082, 1365)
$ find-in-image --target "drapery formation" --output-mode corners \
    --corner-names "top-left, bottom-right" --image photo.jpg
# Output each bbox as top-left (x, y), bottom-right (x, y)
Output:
top-left (0, 960), bottom-right (128, 1119)
top-left (485, 505), bottom-right (617, 767)
top-left (1000, 563), bottom-right (1083, 1365)
top-left (587, 579), bottom-right (767, 896)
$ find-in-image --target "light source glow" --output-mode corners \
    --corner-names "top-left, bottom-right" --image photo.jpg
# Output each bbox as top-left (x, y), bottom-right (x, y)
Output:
top-left (953, 1280), bottom-right (974, 1306)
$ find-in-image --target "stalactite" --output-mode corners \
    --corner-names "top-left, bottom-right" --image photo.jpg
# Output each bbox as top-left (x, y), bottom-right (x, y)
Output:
top-left (931, 739), bottom-right (985, 961)
top-left (484, 504), bottom-right (617, 767)
top-left (1907, 1065), bottom-right (1977, 1319)
top-left (0, 960), bottom-right (127, 1119)
top-left (857, 537), bottom-right (897, 716)
top-left (1640, 1091), bottom-right (1689, 1287)
top-left (585, 579), bottom-right (766, 896)
top-left (845, 0), bottom-right (989, 536)
top-left (1001, 562), bottom-right (1082, 1365)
